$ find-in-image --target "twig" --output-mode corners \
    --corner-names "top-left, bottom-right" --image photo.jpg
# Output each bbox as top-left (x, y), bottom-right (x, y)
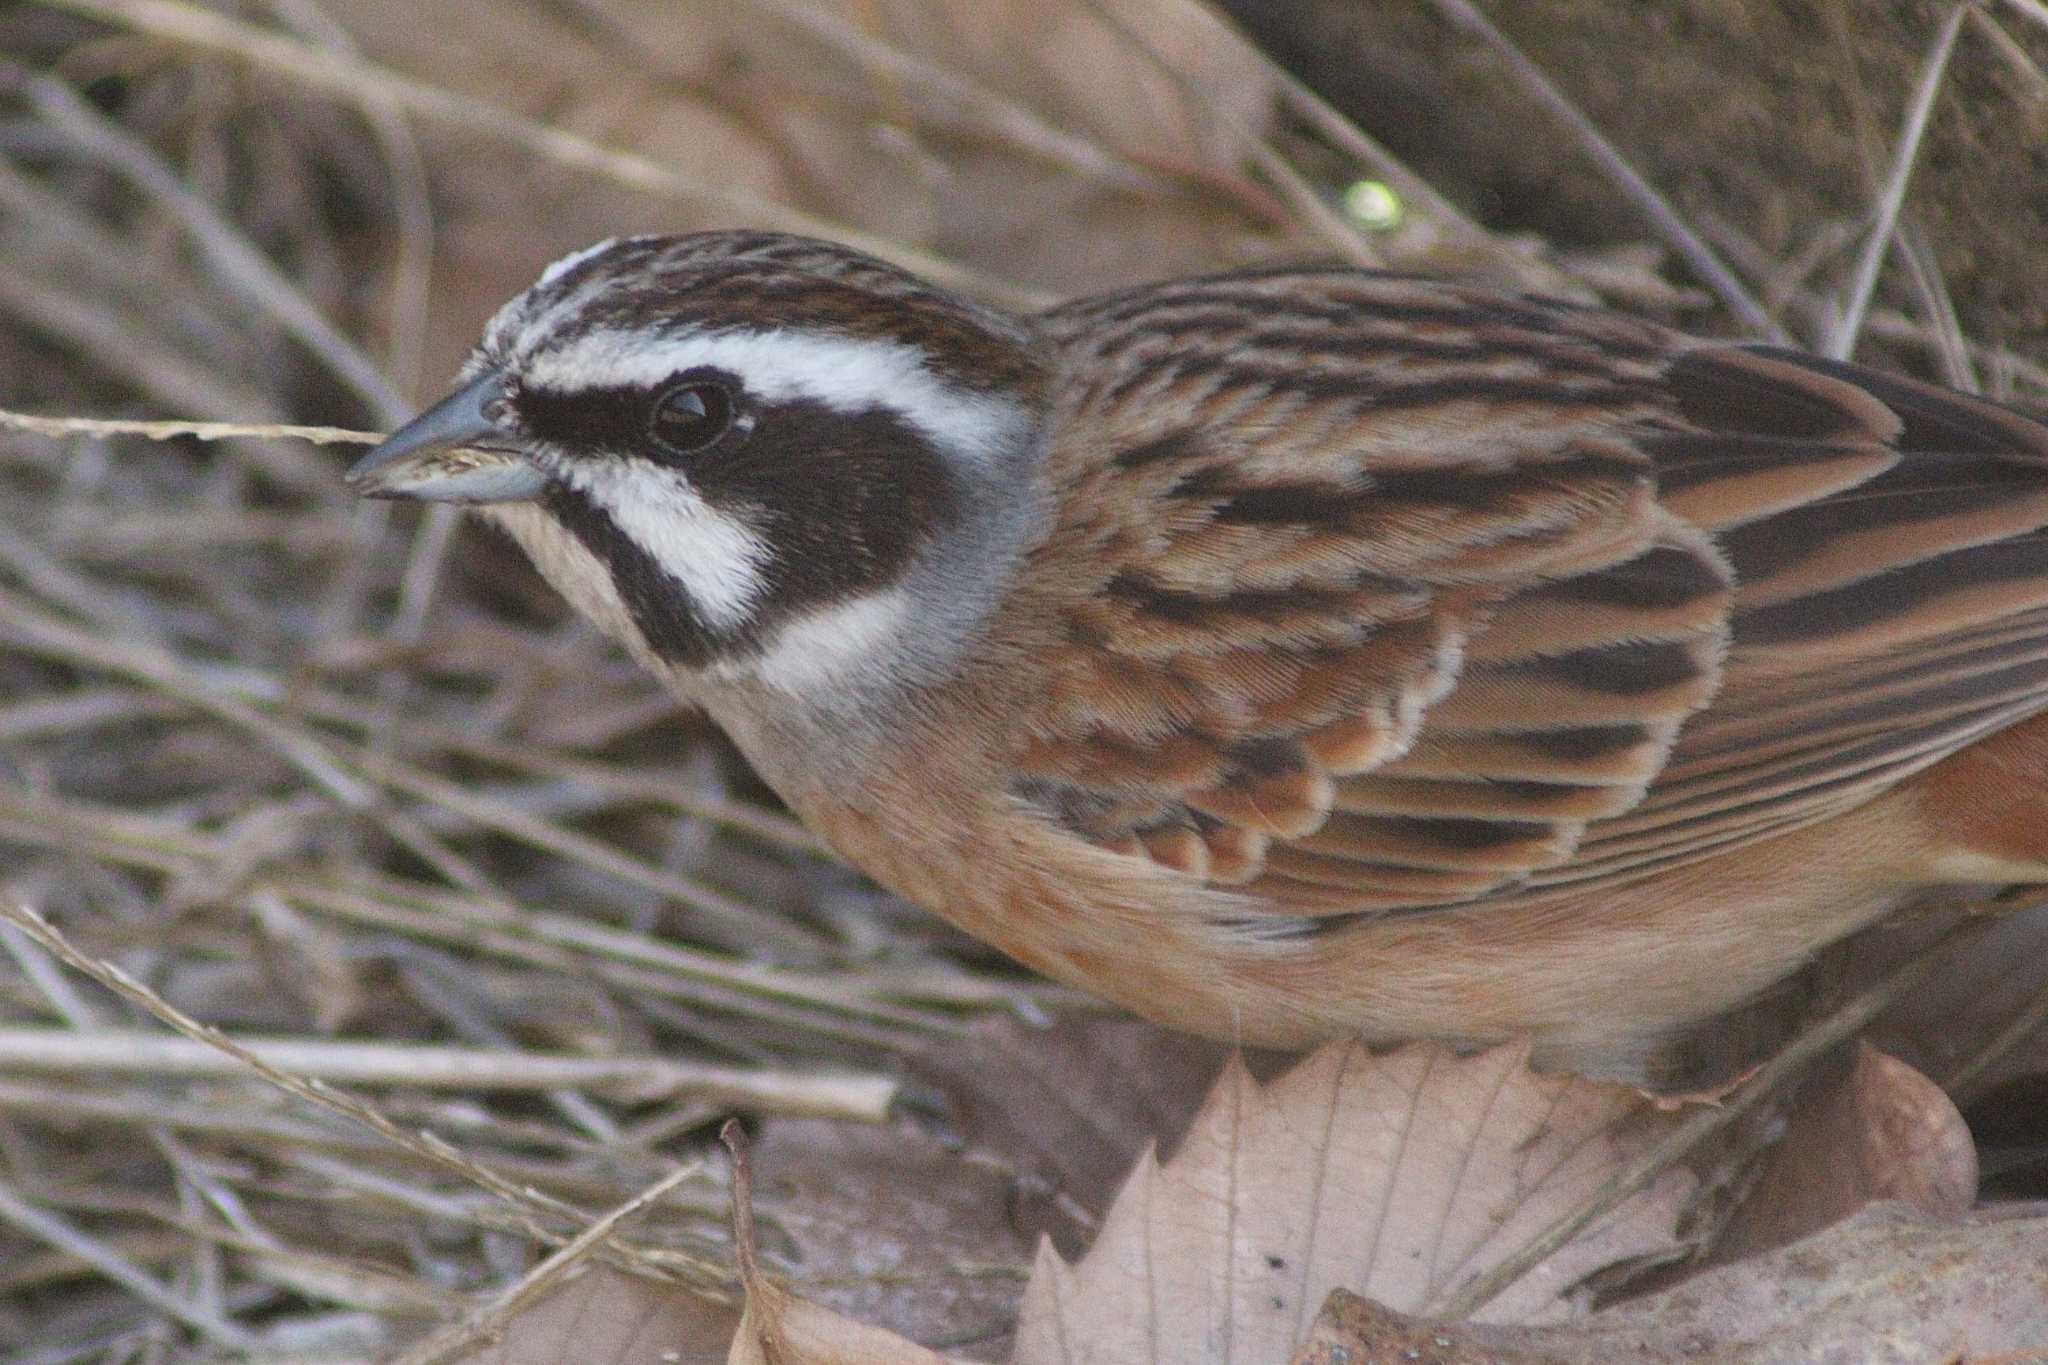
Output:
top-left (0, 1027), bottom-right (894, 1119)
top-left (1944, 972), bottom-right (2048, 1108)
top-left (265, 0), bottom-right (438, 393)
top-left (1194, 0), bottom-right (1573, 296)
top-left (743, 0), bottom-right (1167, 194)
top-left (0, 785), bottom-right (969, 1039)
top-left (10, 65), bottom-right (409, 425)
top-left (0, 269), bottom-right (283, 427)
top-left (0, 1177), bottom-right (259, 1351)
top-left (1689, 213), bottom-right (2048, 395)
top-left (0, 583), bottom-right (541, 905)
top-left (1894, 219), bottom-right (1976, 391)
top-left (0, 517), bottom-right (158, 639)
top-left (1942, 890), bottom-right (2048, 1105)
top-left (40, 0), bottom-right (1048, 309)
top-left (2001, 0), bottom-right (2048, 38)
top-left (1078, 0), bottom-right (1380, 267)
top-left (0, 588), bottom-right (373, 806)
top-left (287, 686), bottom-right (825, 854)
top-left (1973, 7), bottom-right (2048, 101)
top-left (0, 407), bottom-right (379, 446)
top-left (0, 900), bottom-right (728, 1286)
top-left (259, 0), bottom-right (454, 744)
top-left (1424, 0), bottom-right (1786, 340)
top-left (391, 1162), bottom-right (703, 1365)
top-left (1823, 2), bottom-right (1973, 360)
top-left (340, 739), bottom-right (826, 954)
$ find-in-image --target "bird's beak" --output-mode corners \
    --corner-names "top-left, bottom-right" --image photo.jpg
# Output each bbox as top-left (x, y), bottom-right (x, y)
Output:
top-left (346, 371), bottom-right (547, 504)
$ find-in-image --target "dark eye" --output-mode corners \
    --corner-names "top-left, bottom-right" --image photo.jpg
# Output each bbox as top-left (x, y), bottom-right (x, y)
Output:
top-left (649, 379), bottom-right (736, 457)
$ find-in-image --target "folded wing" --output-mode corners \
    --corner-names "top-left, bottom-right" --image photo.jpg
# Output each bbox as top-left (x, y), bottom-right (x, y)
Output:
top-left (1015, 274), bottom-right (2048, 915)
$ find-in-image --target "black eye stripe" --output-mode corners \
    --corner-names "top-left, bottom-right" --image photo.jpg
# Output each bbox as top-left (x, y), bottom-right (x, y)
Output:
top-left (517, 382), bottom-right (656, 452)
top-left (517, 366), bottom-right (747, 457)
top-left (521, 384), bottom-right (964, 669)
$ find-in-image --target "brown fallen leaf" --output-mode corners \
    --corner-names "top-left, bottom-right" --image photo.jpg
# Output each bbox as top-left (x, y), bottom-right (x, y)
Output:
top-left (1009, 1040), bottom-right (1694, 1364)
top-left (1583, 1203), bottom-right (2048, 1360)
top-left (913, 1015), bottom-right (1239, 1258)
top-left (1289, 1290), bottom-right (1566, 1365)
top-left (722, 1122), bottom-right (960, 1365)
top-left (1711, 1042), bottom-right (1977, 1264)
top-left (745, 1116), bottom-right (1033, 1350)
top-left (461, 1265), bottom-right (740, 1365)
top-left (1292, 1202), bottom-right (2048, 1364)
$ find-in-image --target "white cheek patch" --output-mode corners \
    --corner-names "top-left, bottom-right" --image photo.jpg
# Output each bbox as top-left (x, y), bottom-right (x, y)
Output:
top-left (522, 328), bottom-right (1027, 467)
top-left (735, 586), bottom-right (915, 696)
top-left (558, 459), bottom-right (771, 632)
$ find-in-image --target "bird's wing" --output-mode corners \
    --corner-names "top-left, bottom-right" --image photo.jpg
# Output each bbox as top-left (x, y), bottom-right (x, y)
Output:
top-left (1008, 272), bottom-right (2048, 913)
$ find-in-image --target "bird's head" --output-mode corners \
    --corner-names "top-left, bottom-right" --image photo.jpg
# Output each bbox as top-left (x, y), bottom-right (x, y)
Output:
top-left (350, 232), bottom-right (1050, 711)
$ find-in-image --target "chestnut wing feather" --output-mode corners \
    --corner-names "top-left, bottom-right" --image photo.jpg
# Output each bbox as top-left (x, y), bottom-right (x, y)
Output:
top-left (1012, 273), bottom-right (2048, 913)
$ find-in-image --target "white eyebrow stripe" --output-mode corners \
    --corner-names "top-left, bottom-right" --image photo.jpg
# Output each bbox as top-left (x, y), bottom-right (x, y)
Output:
top-left (555, 459), bottom-right (770, 632)
top-left (535, 237), bottom-right (618, 287)
top-left (521, 328), bottom-right (1027, 466)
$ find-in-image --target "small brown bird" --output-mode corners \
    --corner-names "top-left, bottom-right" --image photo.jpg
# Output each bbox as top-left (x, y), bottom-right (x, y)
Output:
top-left (350, 231), bottom-right (2048, 1087)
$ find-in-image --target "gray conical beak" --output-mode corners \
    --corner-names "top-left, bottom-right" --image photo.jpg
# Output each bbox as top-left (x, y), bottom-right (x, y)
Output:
top-left (346, 371), bottom-right (547, 504)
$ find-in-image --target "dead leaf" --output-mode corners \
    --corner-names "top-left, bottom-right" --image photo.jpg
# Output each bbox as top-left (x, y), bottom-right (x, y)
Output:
top-left (913, 1015), bottom-right (1239, 1258)
top-left (463, 1265), bottom-right (740, 1365)
top-left (726, 1266), bottom-right (957, 1365)
top-left (1589, 1203), bottom-right (2048, 1361)
top-left (1712, 1043), bottom-right (1976, 1264)
top-left (1009, 1040), bottom-right (1694, 1363)
top-left (1288, 1290), bottom-right (1566, 1365)
top-left (745, 1117), bottom-right (1033, 1351)
top-left (1290, 1203), bottom-right (2048, 1364)
top-left (723, 1122), bottom-right (960, 1365)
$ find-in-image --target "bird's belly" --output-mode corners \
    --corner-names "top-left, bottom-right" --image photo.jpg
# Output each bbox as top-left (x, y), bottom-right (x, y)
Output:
top-left (798, 768), bottom-right (1954, 1088)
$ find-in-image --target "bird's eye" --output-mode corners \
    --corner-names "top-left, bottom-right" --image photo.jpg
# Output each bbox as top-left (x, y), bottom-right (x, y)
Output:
top-left (649, 380), bottom-right (736, 457)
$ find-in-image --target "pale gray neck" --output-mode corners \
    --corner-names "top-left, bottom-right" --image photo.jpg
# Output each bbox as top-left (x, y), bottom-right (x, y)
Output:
top-left (690, 427), bottom-right (1051, 785)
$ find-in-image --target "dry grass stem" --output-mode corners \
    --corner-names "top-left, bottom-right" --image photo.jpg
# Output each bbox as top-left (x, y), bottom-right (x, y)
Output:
top-left (0, 1176), bottom-right (260, 1352)
top-left (265, 0), bottom-right (437, 394)
top-left (12, 67), bottom-right (408, 424)
top-left (1079, 0), bottom-right (1380, 268)
top-left (0, 406), bottom-right (380, 447)
top-left (1973, 7), bottom-right (2048, 99)
top-left (0, 901), bottom-right (732, 1288)
top-left (391, 1163), bottom-right (701, 1365)
top-left (1424, 0), bottom-right (1786, 341)
top-left (1198, 2), bottom-right (1573, 295)
top-left (0, 1028), bottom-right (896, 1119)
top-left (41, 0), bottom-right (1050, 309)
top-left (0, 787), bottom-right (966, 1038)
top-left (2002, 0), bottom-right (2048, 37)
top-left (1822, 2), bottom-right (1972, 360)
top-left (743, 0), bottom-right (1168, 194)
top-left (343, 741), bottom-right (822, 953)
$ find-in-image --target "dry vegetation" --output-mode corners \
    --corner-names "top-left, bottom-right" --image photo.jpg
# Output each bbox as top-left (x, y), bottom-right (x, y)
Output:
top-left (0, 0), bottom-right (2046, 1360)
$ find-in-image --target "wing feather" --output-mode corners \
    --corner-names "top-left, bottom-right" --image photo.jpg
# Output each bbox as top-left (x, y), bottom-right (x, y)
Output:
top-left (1011, 274), bottom-right (2048, 913)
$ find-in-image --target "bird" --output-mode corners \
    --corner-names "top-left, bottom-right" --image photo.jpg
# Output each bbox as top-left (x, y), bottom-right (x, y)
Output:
top-left (348, 230), bottom-right (2048, 1089)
